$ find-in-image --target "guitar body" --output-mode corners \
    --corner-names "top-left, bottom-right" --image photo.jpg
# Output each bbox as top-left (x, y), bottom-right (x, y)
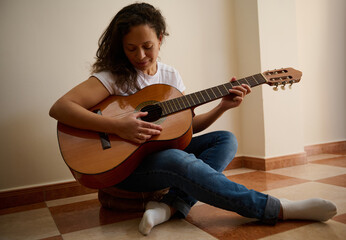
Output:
top-left (57, 84), bottom-right (193, 189)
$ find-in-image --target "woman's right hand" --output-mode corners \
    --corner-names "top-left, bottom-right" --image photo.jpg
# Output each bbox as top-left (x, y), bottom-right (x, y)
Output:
top-left (50, 77), bottom-right (162, 145)
top-left (113, 111), bottom-right (162, 144)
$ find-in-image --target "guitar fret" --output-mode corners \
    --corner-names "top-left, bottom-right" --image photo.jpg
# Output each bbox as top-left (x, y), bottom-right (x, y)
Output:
top-left (175, 98), bottom-right (183, 110)
top-left (215, 86), bottom-right (223, 98)
top-left (238, 78), bottom-right (246, 85)
top-left (159, 102), bottom-right (168, 115)
top-left (172, 99), bottom-right (179, 111)
top-left (220, 84), bottom-right (230, 95)
top-left (222, 84), bottom-right (229, 93)
top-left (179, 96), bottom-right (187, 108)
top-left (205, 89), bottom-right (213, 100)
top-left (188, 94), bottom-right (196, 105)
top-left (198, 91), bottom-right (206, 102)
top-left (245, 77), bottom-right (255, 87)
top-left (167, 100), bottom-right (174, 114)
top-left (231, 81), bottom-right (241, 86)
top-left (191, 93), bottom-right (200, 105)
top-left (210, 87), bottom-right (218, 98)
top-left (255, 73), bottom-right (266, 85)
top-left (162, 101), bottom-right (170, 115)
top-left (182, 96), bottom-right (189, 108)
top-left (171, 99), bottom-right (178, 111)
top-left (202, 90), bottom-right (210, 101)
top-left (216, 86), bottom-right (223, 96)
top-left (192, 94), bottom-right (199, 104)
top-left (185, 95), bottom-right (192, 107)
top-left (244, 77), bottom-right (251, 86)
top-left (176, 98), bottom-right (183, 110)
top-left (251, 75), bottom-right (259, 85)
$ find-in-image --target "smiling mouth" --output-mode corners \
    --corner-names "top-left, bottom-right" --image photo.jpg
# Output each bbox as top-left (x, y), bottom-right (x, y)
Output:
top-left (136, 61), bottom-right (149, 67)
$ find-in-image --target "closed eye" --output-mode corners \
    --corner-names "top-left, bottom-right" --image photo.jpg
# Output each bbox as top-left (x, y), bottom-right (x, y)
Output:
top-left (144, 45), bottom-right (153, 50)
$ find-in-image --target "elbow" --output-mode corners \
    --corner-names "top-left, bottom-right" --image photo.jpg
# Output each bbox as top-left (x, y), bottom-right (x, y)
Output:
top-left (49, 103), bottom-right (58, 119)
top-left (49, 99), bottom-right (63, 120)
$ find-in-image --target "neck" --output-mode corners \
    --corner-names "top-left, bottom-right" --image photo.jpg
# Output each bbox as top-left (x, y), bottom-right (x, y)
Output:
top-left (142, 62), bottom-right (157, 76)
top-left (158, 73), bottom-right (267, 117)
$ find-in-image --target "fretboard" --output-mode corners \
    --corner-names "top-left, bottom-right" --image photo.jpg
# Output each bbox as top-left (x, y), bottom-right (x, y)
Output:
top-left (158, 73), bottom-right (266, 117)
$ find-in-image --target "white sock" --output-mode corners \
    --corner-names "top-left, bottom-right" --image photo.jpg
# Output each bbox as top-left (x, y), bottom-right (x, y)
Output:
top-left (139, 201), bottom-right (171, 235)
top-left (280, 198), bottom-right (337, 221)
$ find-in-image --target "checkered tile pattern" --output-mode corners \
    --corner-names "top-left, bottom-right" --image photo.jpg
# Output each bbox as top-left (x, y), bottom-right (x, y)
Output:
top-left (1, 153), bottom-right (345, 240)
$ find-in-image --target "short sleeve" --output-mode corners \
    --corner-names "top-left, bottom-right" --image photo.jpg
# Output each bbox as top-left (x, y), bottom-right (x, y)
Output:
top-left (92, 71), bottom-right (115, 95)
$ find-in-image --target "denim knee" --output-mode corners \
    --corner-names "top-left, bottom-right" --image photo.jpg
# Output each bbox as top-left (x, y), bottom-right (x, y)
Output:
top-left (147, 149), bottom-right (197, 174)
top-left (213, 131), bottom-right (238, 169)
top-left (220, 131), bottom-right (238, 152)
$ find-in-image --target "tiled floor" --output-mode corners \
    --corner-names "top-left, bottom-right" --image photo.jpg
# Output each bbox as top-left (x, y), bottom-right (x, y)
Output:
top-left (1, 153), bottom-right (345, 239)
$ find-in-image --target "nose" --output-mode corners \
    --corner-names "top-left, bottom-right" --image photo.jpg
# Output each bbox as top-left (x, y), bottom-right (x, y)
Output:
top-left (136, 48), bottom-right (145, 60)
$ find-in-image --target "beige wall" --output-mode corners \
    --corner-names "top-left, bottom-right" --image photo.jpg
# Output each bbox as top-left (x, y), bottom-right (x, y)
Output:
top-left (0, 0), bottom-right (345, 191)
top-left (296, 0), bottom-right (346, 146)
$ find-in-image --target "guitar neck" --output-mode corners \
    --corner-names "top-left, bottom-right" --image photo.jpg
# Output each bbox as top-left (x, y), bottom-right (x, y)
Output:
top-left (158, 73), bottom-right (266, 116)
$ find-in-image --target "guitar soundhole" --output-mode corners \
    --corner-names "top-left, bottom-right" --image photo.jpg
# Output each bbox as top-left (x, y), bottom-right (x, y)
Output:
top-left (140, 104), bottom-right (163, 122)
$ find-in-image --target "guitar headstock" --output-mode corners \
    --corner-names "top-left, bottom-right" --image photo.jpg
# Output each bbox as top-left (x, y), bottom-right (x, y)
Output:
top-left (262, 68), bottom-right (302, 90)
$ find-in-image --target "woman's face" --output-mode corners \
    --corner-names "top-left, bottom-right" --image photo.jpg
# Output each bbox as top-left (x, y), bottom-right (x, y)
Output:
top-left (123, 24), bottom-right (162, 75)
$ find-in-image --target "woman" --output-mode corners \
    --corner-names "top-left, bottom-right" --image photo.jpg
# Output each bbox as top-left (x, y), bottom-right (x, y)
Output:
top-left (49, 2), bottom-right (336, 236)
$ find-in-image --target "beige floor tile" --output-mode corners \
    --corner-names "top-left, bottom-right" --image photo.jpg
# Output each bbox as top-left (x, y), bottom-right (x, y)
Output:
top-left (224, 168), bottom-right (256, 176)
top-left (46, 193), bottom-right (98, 207)
top-left (259, 220), bottom-right (346, 240)
top-left (0, 208), bottom-right (60, 239)
top-left (308, 154), bottom-right (342, 162)
top-left (267, 163), bottom-right (346, 180)
top-left (264, 182), bottom-right (346, 215)
top-left (62, 218), bottom-right (217, 240)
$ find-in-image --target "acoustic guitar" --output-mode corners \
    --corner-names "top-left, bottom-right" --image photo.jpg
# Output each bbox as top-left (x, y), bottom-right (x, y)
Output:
top-left (57, 68), bottom-right (302, 189)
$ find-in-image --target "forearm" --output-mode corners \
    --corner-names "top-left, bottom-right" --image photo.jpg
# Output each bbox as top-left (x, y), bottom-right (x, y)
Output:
top-left (49, 98), bottom-right (117, 134)
top-left (192, 81), bottom-right (252, 134)
top-left (50, 97), bottom-right (162, 144)
top-left (192, 103), bottom-right (226, 134)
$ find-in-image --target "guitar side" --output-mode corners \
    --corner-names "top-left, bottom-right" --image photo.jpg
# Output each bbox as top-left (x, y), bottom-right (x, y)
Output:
top-left (57, 84), bottom-right (193, 189)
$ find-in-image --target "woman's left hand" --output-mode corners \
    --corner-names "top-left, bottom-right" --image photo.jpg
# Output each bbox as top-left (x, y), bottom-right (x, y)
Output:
top-left (220, 77), bottom-right (251, 110)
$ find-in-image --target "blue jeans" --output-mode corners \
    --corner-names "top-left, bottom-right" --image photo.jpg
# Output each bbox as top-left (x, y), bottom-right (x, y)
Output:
top-left (116, 131), bottom-right (281, 224)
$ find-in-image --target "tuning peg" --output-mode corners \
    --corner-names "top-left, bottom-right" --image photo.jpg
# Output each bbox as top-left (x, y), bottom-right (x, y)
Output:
top-left (289, 80), bottom-right (294, 89)
top-left (281, 81), bottom-right (286, 90)
top-left (273, 83), bottom-right (279, 91)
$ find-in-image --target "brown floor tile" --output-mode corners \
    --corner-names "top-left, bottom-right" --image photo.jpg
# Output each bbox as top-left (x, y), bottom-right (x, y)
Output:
top-left (333, 213), bottom-right (346, 224)
top-left (49, 199), bottom-right (143, 234)
top-left (311, 156), bottom-right (346, 168)
top-left (226, 171), bottom-right (308, 192)
top-left (0, 202), bottom-right (47, 215)
top-left (186, 204), bottom-right (312, 240)
top-left (39, 236), bottom-right (63, 240)
top-left (316, 174), bottom-right (346, 188)
top-left (331, 150), bottom-right (346, 155)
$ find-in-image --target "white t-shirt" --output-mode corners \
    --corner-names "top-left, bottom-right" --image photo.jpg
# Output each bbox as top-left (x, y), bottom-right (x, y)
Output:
top-left (92, 62), bottom-right (186, 96)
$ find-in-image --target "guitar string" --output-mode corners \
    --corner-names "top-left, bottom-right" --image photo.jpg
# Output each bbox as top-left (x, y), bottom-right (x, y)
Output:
top-left (137, 77), bottom-right (261, 115)
top-left (102, 76), bottom-right (265, 121)
top-left (131, 79), bottom-right (254, 118)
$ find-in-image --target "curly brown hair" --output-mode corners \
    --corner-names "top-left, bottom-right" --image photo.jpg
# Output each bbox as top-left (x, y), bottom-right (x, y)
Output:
top-left (92, 3), bottom-right (169, 93)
